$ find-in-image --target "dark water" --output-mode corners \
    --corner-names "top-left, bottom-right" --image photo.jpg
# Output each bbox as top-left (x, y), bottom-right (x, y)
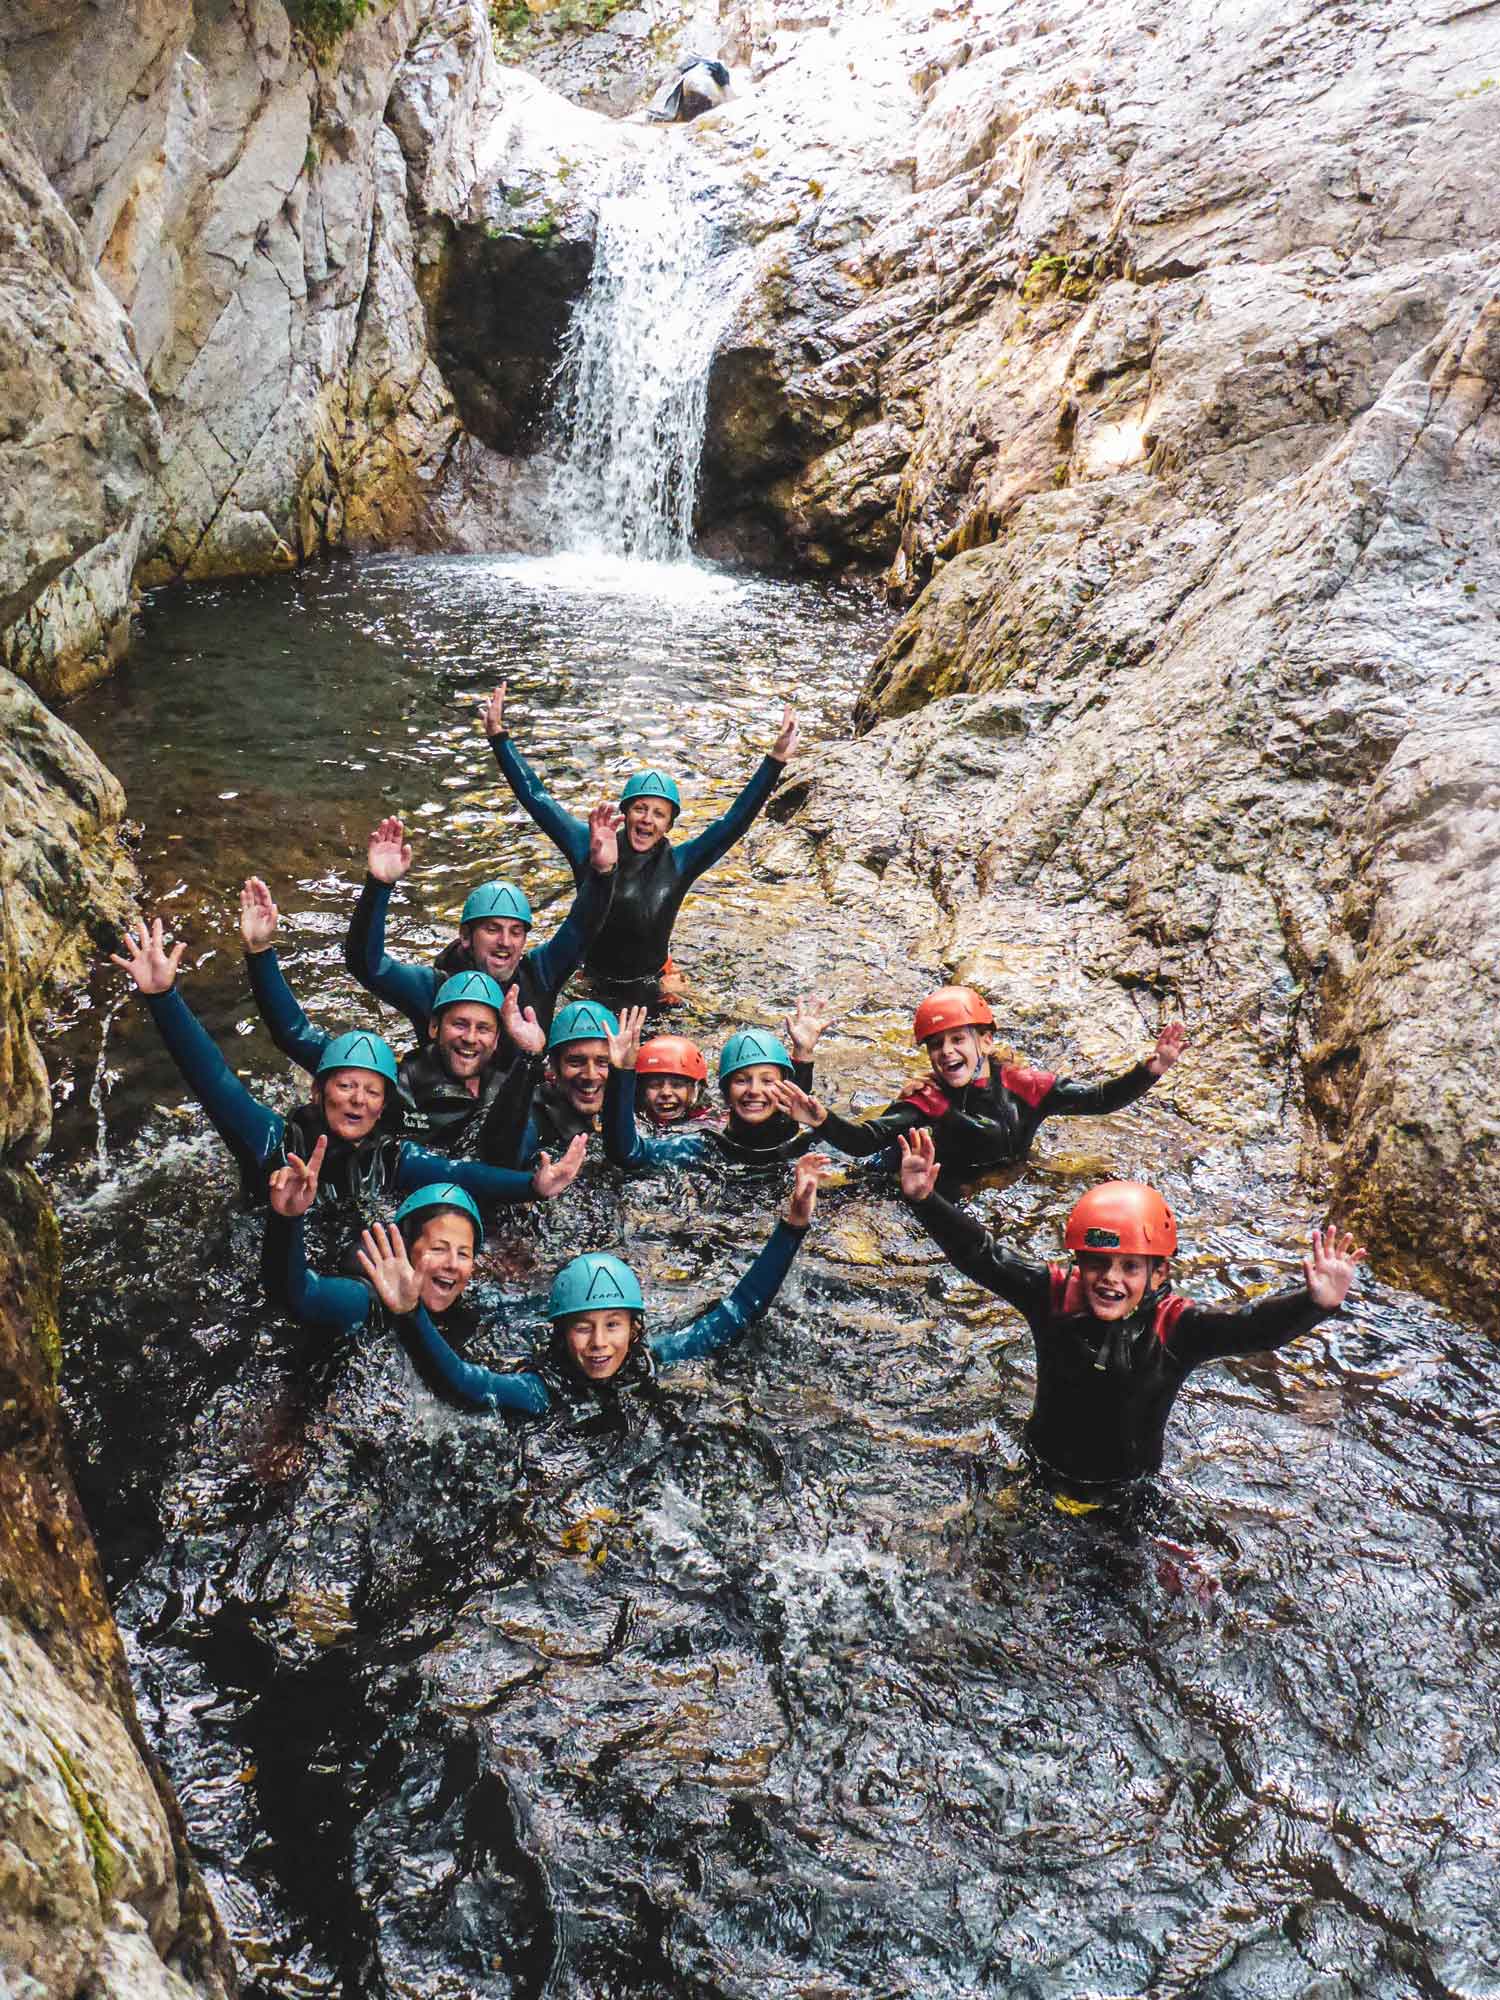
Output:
top-left (45, 555), bottom-right (1500, 1999)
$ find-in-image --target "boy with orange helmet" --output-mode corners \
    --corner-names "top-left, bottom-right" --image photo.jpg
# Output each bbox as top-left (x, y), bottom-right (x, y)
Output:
top-left (770, 984), bottom-right (1185, 1190)
top-left (633, 1032), bottom-right (714, 1127)
top-left (898, 1129), bottom-right (1365, 1508)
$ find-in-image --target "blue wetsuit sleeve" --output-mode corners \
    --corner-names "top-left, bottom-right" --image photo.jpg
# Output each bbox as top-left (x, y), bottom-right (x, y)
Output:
top-left (649, 1220), bottom-right (807, 1368)
top-left (274, 1215), bottom-right (372, 1332)
top-left (396, 1144), bottom-right (536, 1205)
top-left (525, 865), bottom-right (614, 992)
top-left (673, 755), bottom-right (784, 884)
top-left (244, 949), bottom-right (326, 1076)
top-left (344, 876), bottom-right (440, 1036)
top-left (603, 1069), bottom-right (706, 1170)
top-left (144, 988), bottom-right (284, 1168)
top-left (394, 1305), bottom-right (551, 1413)
top-left (492, 735), bottom-right (590, 871)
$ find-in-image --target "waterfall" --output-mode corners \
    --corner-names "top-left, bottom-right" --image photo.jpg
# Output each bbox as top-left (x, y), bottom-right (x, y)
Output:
top-left (548, 150), bottom-right (734, 565)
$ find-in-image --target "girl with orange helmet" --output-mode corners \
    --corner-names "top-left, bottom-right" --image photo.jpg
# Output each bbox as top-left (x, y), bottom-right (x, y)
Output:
top-left (897, 1129), bottom-right (1366, 1508)
top-left (770, 985), bottom-right (1187, 1191)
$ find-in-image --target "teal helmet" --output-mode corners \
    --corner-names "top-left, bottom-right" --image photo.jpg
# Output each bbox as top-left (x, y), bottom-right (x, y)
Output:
top-left (547, 999), bottom-right (619, 1052)
top-left (431, 970), bottom-right (507, 1019)
top-left (619, 769), bottom-right (681, 816)
top-left (392, 1181), bottom-right (485, 1253)
top-left (717, 1030), bottom-right (795, 1085)
top-left (547, 1252), bottom-right (644, 1321)
top-left (461, 880), bottom-right (533, 928)
top-left (316, 1030), bottom-right (399, 1085)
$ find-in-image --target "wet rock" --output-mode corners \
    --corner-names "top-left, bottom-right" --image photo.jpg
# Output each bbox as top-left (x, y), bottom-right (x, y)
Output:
top-left (0, 1166), bottom-right (233, 2000)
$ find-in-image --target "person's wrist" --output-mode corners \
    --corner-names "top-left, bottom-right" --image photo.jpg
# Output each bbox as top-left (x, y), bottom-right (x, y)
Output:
top-left (243, 940), bottom-right (272, 956)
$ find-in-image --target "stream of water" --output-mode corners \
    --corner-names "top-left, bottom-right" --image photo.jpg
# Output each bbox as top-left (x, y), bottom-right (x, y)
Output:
top-left (41, 551), bottom-right (1500, 2000)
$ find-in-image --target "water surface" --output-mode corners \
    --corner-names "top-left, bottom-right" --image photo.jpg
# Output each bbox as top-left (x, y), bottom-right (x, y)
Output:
top-left (46, 554), bottom-right (1500, 2000)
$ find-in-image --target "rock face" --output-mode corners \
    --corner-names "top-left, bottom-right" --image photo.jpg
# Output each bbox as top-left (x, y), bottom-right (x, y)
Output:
top-left (0, 1166), bottom-right (236, 1999)
top-left (695, 0), bottom-right (1500, 1313)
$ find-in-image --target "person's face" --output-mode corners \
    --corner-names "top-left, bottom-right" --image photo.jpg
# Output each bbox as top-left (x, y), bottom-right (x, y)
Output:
top-left (317, 1068), bottom-right (387, 1140)
top-left (639, 1072), bottom-right (697, 1124)
top-left (561, 1308), bottom-right (636, 1380)
top-left (924, 1025), bottom-right (985, 1090)
top-left (552, 1040), bottom-right (609, 1116)
top-left (411, 1213), bottom-right (477, 1314)
top-left (463, 916), bottom-right (529, 982)
top-left (623, 797), bottom-right (674, 852)
top-left (723, 1063), bottom-right (786, 1125)
top-left (432, 1002), bottom-right (500, 1080)
top-left (1076, 1252), bottom-right (1163, 1321)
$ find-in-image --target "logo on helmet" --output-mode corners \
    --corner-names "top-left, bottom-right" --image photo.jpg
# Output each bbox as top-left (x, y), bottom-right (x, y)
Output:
top-left (1083, 1227), bottom-right (1122, 1249)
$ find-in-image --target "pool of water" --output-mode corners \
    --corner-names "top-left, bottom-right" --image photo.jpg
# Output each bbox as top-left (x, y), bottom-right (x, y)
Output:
top-left (43, 554), bottom-right (1500, 2000)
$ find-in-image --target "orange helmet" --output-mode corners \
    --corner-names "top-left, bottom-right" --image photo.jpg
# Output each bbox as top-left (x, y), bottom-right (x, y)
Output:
top-left (1064, 1182), bottom-right (1178, 1258)
top-left (636, 1034), bottom-right (708, 1083)
top-left (912, 986), bottom-right (995, 1045)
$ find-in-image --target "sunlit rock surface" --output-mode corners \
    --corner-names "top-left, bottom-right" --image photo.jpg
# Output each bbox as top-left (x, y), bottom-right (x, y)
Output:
top-left (703, 0), bottom-right (1500, 1314)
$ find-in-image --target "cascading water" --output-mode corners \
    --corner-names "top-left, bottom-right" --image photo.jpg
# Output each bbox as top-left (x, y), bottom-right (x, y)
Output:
top-left (548, 149), bottom-right (737, 563)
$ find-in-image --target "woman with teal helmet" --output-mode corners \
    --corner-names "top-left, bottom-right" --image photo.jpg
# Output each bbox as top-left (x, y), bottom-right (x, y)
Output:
top-left (111, 916), bottom-right (587, 1283)
top-left (356, 1154), bottom-right (830, 1416)
top-left (602, 998), bottom-right (839, 1175)
top-left (484, 681), bottom-right (800, 1003)
top-left (267, 1158), bottom-right (490, 1343)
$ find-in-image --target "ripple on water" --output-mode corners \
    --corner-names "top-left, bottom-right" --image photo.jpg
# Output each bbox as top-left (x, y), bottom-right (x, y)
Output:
top-left (43, 556), bottom-right (1500, 1999)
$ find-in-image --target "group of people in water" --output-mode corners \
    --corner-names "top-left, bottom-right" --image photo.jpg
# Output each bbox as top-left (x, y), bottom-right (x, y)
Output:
top-left (113, 682), bottom-right (1365, 1512)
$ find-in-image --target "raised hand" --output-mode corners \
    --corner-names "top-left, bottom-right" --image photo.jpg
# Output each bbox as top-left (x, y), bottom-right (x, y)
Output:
top-left (501, 985), bottom-right (546, 1056)
top-left (782, 992), bottom-right (832, 1061)
top-left (481, 683), bottom-right (507, 740)
top-left (355, 1221), bottom-right (422, 1316)
top-left (768, 1078), bottom-right (827, 1128)
top-left (607, 1005), bottom-right (647, 1070)
top-left (110, 917), bottom-right (186, 995)
top-left (897, 1127), bottom-right (941, 1203)
top-left (239, 876), bottom-right (279, 954)
top-left (1303, 1226), bottom-right (1367, 1309)
top-left (367, 816), bottom-right (412, 886)
top-left (771, 703), bottom-right (799, 764)
top-left (588, 802), bottom-right (624, 873)
top-left (532, 1131), bottom-right (588, 1198)
top-left (1147, 1020), bottom-right (1188, 1076)
top-left (785, 1152), bottom-right (830, 1227)
top-left (267, 1134), bottom-right (327, 1218)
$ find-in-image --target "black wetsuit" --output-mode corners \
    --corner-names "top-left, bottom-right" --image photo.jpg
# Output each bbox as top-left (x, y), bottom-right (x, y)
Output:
top-left (820, 1054), bottom-right (1160, 1187)
top-left (912, 1192), bottom-right (1336, 1500)
top-left (493, 733), bottom-right (786, 997)
top-left (394, 1044), bottom-right (537, 1166)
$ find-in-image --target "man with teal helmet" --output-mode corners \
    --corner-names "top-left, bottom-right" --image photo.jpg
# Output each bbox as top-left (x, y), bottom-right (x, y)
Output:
top-left (343, 798), bottom-right (622, 1050)
top-left (485, 681), bottom-right (800, 1003)
top-left (459, 882), bottom-right (533, 928)
top-left (112, 914), bottom-right (586, 1301)
top-left (524, 998), bottom-right (620, 1154)
top-left (601, 998), bottom-right (838, 1176)
top-left (239, 879), bottom-right (545, 1170)
top-left (355, 1152), bottom-right (830, 1413)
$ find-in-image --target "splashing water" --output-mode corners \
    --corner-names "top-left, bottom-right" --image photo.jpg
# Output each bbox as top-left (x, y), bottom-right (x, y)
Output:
top-left (549, 152), bottom-right (739, 563)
